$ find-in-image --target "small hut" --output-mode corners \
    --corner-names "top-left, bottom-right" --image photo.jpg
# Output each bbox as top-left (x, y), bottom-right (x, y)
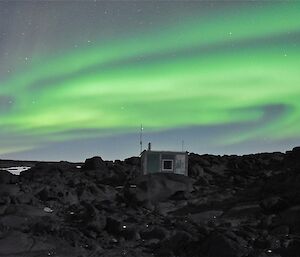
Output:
top-left (141, 145), bottom-right (188, 176)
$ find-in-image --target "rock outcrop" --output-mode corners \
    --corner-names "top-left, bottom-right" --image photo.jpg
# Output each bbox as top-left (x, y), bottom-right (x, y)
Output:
top-left (0, 147), bottom-right (300, 256)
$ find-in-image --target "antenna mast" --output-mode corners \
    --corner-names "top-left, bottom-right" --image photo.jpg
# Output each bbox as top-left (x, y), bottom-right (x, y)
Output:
top-left (140, 124), bottom-right (143, 155)
top-left (181, 140), bottom-right (185, 152)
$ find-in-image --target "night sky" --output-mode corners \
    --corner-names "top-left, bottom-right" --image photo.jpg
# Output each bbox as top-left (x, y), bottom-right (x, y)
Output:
top-left (1, 1), bottom-right (300, 162)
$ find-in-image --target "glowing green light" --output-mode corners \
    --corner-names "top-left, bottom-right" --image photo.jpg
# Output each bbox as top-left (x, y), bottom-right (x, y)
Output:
top-left (1, 2), bottom-right (300, 154)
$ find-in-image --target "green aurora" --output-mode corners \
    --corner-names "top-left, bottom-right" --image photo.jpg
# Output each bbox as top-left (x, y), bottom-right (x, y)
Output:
top-left (1, 2), bottom-right (300, 158)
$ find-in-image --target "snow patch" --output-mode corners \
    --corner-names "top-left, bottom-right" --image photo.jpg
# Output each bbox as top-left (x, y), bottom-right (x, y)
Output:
top-left (0, 166), bottom-right (31, 175)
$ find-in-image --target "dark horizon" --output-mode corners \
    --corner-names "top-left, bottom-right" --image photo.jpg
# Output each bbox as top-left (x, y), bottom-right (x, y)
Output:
top-left (1, 144), bottom-right (298, 164)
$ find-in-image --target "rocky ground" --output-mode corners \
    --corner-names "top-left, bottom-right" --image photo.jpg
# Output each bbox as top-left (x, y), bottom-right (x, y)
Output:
top-left (1, 147), bottom-right (300, 257)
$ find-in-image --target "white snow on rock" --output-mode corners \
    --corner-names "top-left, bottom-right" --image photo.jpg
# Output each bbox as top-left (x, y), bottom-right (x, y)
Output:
top-left (43, 207), bottom-right (54, 213)
top-left (0, 166), bottom-right (31, 175)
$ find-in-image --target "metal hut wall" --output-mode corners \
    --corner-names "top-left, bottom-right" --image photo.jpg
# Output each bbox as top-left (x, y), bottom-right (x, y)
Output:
top-left (141, 150), bottom-right (188, 176)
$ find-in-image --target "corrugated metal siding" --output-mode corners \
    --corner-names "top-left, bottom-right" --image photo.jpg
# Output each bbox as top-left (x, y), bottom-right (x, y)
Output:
top-left (142, 151), bottom-right (188, 175)
top-left (161, 154), bottom-right (175, 160)
top-left (175, 154), bottom-right (186, 175)
top-left (146, 152), bottom-right (160, 173)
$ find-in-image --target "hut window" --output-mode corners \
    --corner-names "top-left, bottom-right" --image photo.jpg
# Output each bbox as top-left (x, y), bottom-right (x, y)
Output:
top-left (162, 159), bottom-right (173, 171)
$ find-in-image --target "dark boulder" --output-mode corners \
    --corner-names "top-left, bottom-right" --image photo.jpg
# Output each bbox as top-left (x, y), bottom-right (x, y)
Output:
top-left (201, 232), bottom-right (250, 257)
top-left (286, 146), bottom-right (300, 158)
top-left (65, 201), bottom-right (106, 227)
top-left (156, 230), bottom-right (198, 257)
top-left (270, 225), bottom-right (290, 236)
top-left (101, 164), bottom-right (127, 186)
top-left (35, 186), bottom-right (59, 202)
top-left (31, 215), bottom-right (61, 235)
top-left (140, 226), bottom-right (167, 240)
top-left (201, 232), bottom-right (249, 257)
top-left (285, 146), bottom-right (300, 167)
top-left (124, 157), bottom-right (140, 166)
top-left (82, 156), bottom-right (108, 171)
top-left (20, 161), bottom-right (75, 182)
top-left (16, 192), bottom-right (34, 204)
top-left (189, 163), bottom-right (205, 178)
top-left (0, 170), bottom-right (18, 184)
top-left (125, 173), bottom-right (195, 204)
top-left (0, 215), bottom-right (29, 231)
top-left (280, 206), bottom-right (300, 233)
top-left (275, 238), bottom-right (300, 257)
top-left (0, 231), bottom-right (33, 255)
top-left (260, 196), bottom-right (288, 213)
top-left (105, 217), bottom-right (138, 240)
top-left (262, 169), bottom-right (300, 205)
top-left (105, 217), bottom-right (122, 236)
top-left (0, 230), bottom-right (57, 255)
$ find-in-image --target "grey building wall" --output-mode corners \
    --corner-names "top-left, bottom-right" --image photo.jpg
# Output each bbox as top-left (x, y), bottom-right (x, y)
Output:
top-left (141, 151), bottom-right (188, 176)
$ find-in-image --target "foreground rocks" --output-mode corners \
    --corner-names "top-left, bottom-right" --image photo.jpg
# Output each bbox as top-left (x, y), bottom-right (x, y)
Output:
top-left (0, 147), bottom-right (300, 256)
